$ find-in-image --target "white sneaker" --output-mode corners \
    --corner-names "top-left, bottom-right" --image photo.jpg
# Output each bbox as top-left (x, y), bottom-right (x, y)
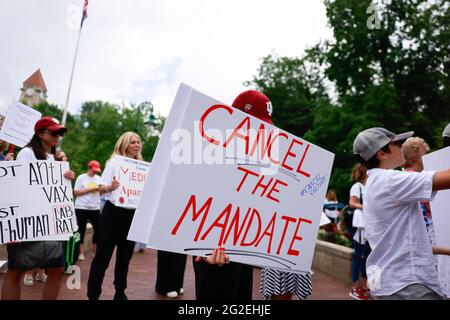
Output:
top-left (166, 291), bottom-right (178, 298)
top-left (179, 288), bottom-right (184, 295)
top-left (78, 253), bottom-right (85, 261)
top-left (35, 272), bottom-right (48, 283)
top-left (23, 273), bottom-right (34, 286)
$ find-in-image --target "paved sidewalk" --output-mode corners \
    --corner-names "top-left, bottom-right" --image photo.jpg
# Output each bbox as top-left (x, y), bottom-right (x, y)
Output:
top-left (0, 249), bottom-right (351, 300)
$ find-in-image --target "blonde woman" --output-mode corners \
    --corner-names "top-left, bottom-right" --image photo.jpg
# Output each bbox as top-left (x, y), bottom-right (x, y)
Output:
top-left (87, 132), bottom-right (143, 300)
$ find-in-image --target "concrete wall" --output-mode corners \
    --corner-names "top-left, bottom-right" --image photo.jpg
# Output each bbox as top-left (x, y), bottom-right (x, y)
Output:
top-left (312, 240), bottom-right (353, 285)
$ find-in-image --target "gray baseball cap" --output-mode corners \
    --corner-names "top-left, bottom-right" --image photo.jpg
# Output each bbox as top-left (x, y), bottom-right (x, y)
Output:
top-left (443, 123), bottom-right (450, 138)
top-left (353, 127), bottom-right (414, 161)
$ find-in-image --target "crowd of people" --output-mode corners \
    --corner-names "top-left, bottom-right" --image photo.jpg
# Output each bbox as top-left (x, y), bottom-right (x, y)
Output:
top-left (1, 92), bottom-right (450, 301)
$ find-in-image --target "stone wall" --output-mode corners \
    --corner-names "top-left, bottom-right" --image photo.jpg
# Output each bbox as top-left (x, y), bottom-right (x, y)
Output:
top-left (312, 239), bottom-right (353, 285)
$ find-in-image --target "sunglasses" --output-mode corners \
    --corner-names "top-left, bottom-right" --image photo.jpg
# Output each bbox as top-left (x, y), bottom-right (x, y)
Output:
top-left (42, 130), bottom-right (64, 137)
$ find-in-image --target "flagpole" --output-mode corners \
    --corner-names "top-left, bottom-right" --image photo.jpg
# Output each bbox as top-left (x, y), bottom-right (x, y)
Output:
top-left (61, 25), bottom-right (83, 129)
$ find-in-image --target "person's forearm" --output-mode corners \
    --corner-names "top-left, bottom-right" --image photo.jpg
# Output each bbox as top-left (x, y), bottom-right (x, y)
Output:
top-left (432, 245), bottom-right (450, 256)
top-left (74, 188), bottom-right (97, 196)
top-left (432, 169), bottom-right (450, 191)
top-left (349, 201), bottom-right (363, 210)
top-left (74, 189), bottom-right (89, 197)
top-left (99, 185), bottom-right (111, 195)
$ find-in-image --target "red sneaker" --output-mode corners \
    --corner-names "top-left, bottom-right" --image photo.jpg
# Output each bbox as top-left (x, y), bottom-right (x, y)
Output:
top-left (362, 287), bottom-right (371, 299)
top-left (349, 288), bottom-right (369, 300)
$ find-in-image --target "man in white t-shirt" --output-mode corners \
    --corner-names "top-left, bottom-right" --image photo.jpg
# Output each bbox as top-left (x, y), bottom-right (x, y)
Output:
top-left (74, 160), bottom-right (102, 261)
top-left (353, 127), bottom-right (450, 300)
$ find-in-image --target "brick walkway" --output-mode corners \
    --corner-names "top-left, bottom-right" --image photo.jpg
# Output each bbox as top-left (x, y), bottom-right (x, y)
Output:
top-left (0, 248), bottom-right (351, 300)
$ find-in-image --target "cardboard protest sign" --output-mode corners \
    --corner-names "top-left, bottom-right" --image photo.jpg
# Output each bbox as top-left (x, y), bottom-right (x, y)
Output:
top-left (128, 84), bottom-right (335, 272)
top-left (423, 147), bottom-right (450, 247)
top-left (113, 156), bottom-right (151, 209)
top-left (0, 161), bottom-right (77, 243)
top-left (0, 101), bottom-right (41, 147)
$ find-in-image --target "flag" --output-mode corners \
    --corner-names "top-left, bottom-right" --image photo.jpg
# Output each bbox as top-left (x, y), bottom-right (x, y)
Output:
top-left (80, 0), bottom-right (89, 28)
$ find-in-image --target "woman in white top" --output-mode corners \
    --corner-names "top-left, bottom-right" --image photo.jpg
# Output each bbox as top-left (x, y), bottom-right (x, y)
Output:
top-left (87, 131), bottom-right (143, 300)
top-left (1, 116), bottom-right (74, 300)
top-left (348, 163), bottom-right (371, 300)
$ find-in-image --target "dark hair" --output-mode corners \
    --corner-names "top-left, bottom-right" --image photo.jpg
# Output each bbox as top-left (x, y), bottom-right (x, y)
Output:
top-left (444, 136), bottom-right (450, 148)
top-left (355, 144), bottom-right (392, 169)
top-left (26, 131), bottom-right (57, 160)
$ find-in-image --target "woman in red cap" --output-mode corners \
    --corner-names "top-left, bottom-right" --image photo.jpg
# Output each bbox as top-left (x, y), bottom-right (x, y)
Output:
top-left (192, 90), bottom-right (273, 300)
top-left (236, 91), bottom-right (312, 301)
top-left (1, 116), bottom-right (74, 300)
top-left (73, 160), bottom-right (103, 261)
top-left (193, 91), bottom-right (312, 301)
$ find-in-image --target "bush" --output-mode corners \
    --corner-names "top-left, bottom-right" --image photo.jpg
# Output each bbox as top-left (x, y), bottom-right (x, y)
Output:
top-left (317, 227), bottom-right (352, 248)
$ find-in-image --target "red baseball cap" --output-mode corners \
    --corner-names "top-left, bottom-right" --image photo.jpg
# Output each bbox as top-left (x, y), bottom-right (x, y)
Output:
top-left (34, 117), bottom-right (68, 134)
top-left (88, 160), bottom-right (102, 173)
top-left (232, 90), bottom-right (273, 125)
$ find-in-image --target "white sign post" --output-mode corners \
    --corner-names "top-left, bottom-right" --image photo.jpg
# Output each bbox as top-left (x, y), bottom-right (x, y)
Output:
top-left (0, 160), bottom-right (77, 243)
top-left (423, 146), bottom-right (450, 297)
top-left (423, 147), bottom-right (450, 247)
top-left (128, 84), bottom-right (335, 273)
top-left (113, 156), bottom-right (151, 209)
top-left (0, 101), bottom-right (42, 148)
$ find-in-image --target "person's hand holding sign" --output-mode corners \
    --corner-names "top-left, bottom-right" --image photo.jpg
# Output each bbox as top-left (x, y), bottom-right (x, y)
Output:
top-left (64, 170), bottom-right (75, 181)
top-left (107, 177), bottom-right (120, 193)
top-left (5, 153), bottom-right (14, 161)
top-left (195, 247), bottom-right (230, 267)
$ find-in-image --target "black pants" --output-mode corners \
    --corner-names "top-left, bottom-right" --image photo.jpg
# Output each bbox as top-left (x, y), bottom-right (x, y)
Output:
top-left (155, 250), bottom-right (187, 294)
top-left (193, 259), bottom-right (253, 300)
top-left (75, 209), bottom-right (100, 244)
top-left (87, 201), bottom-right (135, 299)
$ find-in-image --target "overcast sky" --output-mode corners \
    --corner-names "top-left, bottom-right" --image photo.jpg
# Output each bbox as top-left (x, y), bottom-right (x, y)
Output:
top-left (0, 0), bottom-right (332, 117)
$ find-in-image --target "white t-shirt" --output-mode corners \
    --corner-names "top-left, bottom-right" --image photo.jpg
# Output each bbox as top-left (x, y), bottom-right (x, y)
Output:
top-left (100, 157), bottom-right (118, 203)
top-left (350, 182), bottom-right (367, 244)
top-left (16, 147), bottom-right (55, 161)
top-left (74, 173), bottom-right (101, 210)
top-left (364, 168), bottom-right (442, 297)
top-left (438, 255), bottom-right (450, 298)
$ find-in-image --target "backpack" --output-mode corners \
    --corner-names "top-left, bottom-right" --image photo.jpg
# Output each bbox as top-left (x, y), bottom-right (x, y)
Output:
top-left (342, 205), bottom-right (356, 236)
top-left (343, 183), bottom-right (363, 237)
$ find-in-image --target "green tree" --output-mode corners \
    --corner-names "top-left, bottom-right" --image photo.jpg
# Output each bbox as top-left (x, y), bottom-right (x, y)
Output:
top-left (248, 0), bottom-right (450, 202)
top-left (246, 50), bottom-right (331, 137)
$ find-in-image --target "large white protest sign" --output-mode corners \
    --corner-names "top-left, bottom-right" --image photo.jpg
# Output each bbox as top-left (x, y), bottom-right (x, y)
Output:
top-left (0, 101), bottom-right (42, 148)
top-left (128, 83), bottom-right (335, 273)
top-left (423, 147), bottom-right (450, 247)
top-left (113, 156), bottom-right (151, 209)
top-left (0, 161), bottom-right (77, 244)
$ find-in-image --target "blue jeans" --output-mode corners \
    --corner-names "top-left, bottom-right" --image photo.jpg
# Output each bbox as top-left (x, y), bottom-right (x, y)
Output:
top-left (351, 240), bottom-right (371, 283)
